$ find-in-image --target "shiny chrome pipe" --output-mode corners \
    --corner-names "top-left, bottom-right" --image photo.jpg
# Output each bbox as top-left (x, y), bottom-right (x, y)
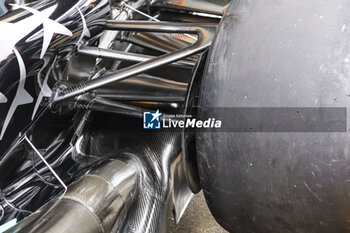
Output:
top-left (95, 90), bottom-right (186, 102)
top-left (78, 45), bottom-right (195, 67)
top-left (74, 95), bottom-right (146, 118)
top-left (6, 160), bottom-right (138, 233)
top-left (98, 10), bottom-right (130, 50)
top-left (70, 95), bottom-right (183, 121)
top-left (117, 31), bottom-right (200, 62)
top-left (118, 32), bottom-right (197, 56)
top-left (93, 73), bottom-right (188, 102)
top-left (52, 21), bottom-right (216, 102)
top-left (114, 73), bottom-right (188, 91)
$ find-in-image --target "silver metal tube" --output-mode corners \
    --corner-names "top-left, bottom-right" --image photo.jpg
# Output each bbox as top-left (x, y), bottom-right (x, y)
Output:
top-left (98, 10), bottom-right (130, 50)
top-left (52, 21), bottom-right (216, 102)
top-left (95, 91), bottom-right (186, 102)
top-left (116, 74), bottom-right (188, 91)
top-left (78, 45), bottom-right (195, 67)
top-left (124, 32), bottom-right (196, 52)
top-left (6, 160), bottom-right (138, 233)
top-left (118, 32), bottom-right (198, 58)
top-left (77, 95), bottom-right (146, 118)
top-left (72, 95), bottom-right (182, 120)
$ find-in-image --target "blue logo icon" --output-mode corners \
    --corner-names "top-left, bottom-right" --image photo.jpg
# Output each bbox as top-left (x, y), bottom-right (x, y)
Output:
top-left (143, 110), bottom-right (162, 129)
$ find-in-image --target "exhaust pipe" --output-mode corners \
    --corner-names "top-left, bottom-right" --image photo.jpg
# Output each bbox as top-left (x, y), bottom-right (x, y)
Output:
top-left (5, 160), bottom-right (137, 233)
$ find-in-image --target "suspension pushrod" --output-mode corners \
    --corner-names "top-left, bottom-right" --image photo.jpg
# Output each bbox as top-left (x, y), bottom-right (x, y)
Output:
top-left (52, 21), bottom-right (216, 102)
top-left (78, 45), bottom-right (195, 67)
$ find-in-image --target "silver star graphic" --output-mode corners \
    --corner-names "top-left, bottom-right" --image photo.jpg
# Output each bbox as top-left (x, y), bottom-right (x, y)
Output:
top-left (151, 110), bottom-right (162, 122)
top-left (0, 5), bottom-right (55, 61)
top-left (32, 7), bottom-right (90, 119)
top-left (77, 8), bottom-right (90, 45)
top-left (31, 56), bottom-right (55, 120)
top-left (0, 92), bottom-right (7, 103)
top-left (0, 49), bottom-right (33, 140)
top-left (12, 4), bottom-right (72, 59)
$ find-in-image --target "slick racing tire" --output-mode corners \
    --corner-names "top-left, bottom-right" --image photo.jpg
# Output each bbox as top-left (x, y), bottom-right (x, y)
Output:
top-left (197, 0), bottom-right (350, 232)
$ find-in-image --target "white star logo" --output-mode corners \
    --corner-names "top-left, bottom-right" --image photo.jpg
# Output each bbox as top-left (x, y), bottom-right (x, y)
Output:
top-left (0, 92), bottom-right (7, 103)
top-left (31, 55), bottom-right (55, 120)
top-left (31, 7), bottom-right (89, 119)
top-left (0, 5), bottom-right (72, 61)
top-left (76, 8), bottom-right (90, 45)
top-left (12, 4), bottom-right (73, 59)
top-left (151, 110), bottom-right (162, 122)
top-left (0, 49), bottom-right (33, 140)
